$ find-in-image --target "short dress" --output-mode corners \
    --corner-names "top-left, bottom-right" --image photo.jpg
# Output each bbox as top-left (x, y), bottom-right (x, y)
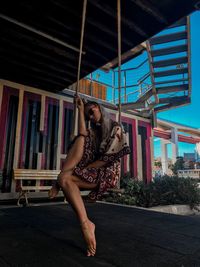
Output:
top-left (73, 123), bottom-right (131, 200)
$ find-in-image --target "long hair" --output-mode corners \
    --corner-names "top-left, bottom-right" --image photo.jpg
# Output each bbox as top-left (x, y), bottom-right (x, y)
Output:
top-left (84, 101), bottom-right (116, 153)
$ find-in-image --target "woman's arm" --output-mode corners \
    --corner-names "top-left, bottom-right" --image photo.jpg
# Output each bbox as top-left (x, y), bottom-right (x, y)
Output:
top-left (75, 96), bottom-right (88, 136)
top-left (79, 109), bottom-right (87, 136)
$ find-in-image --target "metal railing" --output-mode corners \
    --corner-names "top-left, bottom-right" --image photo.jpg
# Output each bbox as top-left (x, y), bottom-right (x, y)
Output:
top-left (178, 169), bottom-right (200, 179)
top-left (80, 55), bottom-right (151, 104)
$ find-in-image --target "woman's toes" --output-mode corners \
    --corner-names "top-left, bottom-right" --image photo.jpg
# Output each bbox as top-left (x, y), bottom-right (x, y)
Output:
top-left (87, 248), bottom-right (95, 257)
top-left (81, 220), bottom-right (96, 256)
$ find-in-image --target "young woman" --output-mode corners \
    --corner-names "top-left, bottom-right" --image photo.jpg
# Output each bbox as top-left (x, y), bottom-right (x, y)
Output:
top-left (49, 96), bottom-right (130, 256)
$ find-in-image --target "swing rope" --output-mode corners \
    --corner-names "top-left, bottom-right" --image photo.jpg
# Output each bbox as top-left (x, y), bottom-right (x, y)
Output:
top-left (72, 0), bottom-right (121, 139)
top-left (71, 0), bottom-right (87, 139)
top-left (117, 0), bottom-right (122, 124)
top-left (75, 0), bottom-right (87, 95)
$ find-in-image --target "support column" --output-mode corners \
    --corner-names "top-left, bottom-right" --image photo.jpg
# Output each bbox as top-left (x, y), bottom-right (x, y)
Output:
top-left (195, 142), bottom-right (200, 162)
top-left (161, 139), bottom-right (168, 175)
top-left (171, 128), bottom-right (178, 164)
top-left (137, 134), bottom-right (143, 181)
top-left (150, 136), bottom-right (154, 178)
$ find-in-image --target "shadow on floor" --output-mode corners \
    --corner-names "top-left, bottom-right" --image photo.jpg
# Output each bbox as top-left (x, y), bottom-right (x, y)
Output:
top-left (1, 202), bottom-right (200, 266)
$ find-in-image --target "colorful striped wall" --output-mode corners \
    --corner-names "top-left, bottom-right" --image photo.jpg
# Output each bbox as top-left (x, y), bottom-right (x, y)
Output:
top-left (0, 80), bottom-right (153, 198)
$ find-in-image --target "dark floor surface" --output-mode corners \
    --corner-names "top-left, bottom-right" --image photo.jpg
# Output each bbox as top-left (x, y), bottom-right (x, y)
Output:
top-left (1, 202), bottom-right (200, 267)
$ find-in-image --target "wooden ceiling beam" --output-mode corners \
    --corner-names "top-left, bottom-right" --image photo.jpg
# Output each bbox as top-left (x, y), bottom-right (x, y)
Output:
top-left (1, 25), bottom-right (77, 59)
top-left (88, 0), bottom-right (148, 37)
top-left (0, 56), bottom-right (72, 85)
top-left (0, 69), bottom-right (66, 91)
top-left (1, 38), bottom-right (76, 71)
top-left (0, 47), bottom-right (77, 80)
top-left (0, 13), bottom-right (84, 54)
top-left (0, 37), bottom-right (88, 73)
top-left (131, 0), bottom-right (168, 24)
top-left (86, 18), bottom-right (133, 47)
top-left (1, 26), bottom-right (101, 70)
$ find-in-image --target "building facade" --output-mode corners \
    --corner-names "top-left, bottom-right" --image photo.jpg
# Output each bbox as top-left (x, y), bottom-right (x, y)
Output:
top-left (0, 79), bottom-right (153, 200)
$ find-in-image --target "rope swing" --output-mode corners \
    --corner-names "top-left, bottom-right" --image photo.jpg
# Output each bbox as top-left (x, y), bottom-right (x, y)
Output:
top-left (75, 0), bottom-right (87, 96)
top-left (117, 0), bottom-right (122, 124)
top-left (72, 0), bottom-right (121, 138)
top-left (71, 0), bottom-right (87, 139)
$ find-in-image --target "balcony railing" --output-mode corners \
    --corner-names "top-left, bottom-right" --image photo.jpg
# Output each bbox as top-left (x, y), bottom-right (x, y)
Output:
top-left (178, 169), bottom-right (200, 179)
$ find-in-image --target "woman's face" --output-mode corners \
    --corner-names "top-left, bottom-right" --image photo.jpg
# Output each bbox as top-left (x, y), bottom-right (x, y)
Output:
top-left (85, 104), bottom-right (102, 123)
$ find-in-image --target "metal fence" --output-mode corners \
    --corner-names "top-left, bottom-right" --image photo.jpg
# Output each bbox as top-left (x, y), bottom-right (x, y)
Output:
top-left (75, 51), bottom-right (152, 104)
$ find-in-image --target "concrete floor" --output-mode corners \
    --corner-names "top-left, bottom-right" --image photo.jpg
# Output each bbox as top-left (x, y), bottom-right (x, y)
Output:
top-left (1, 202), bottom-right (200, 267)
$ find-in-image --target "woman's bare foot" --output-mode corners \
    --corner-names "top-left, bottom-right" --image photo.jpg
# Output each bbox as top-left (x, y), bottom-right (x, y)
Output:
top-left (48, 183), bottom-right (60, 199)
top-left (81, 219), bottom-right (96, 257)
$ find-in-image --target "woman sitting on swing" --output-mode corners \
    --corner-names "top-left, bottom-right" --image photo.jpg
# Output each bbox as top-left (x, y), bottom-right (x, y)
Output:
top-left (49, 95), bottom-right (130, 257)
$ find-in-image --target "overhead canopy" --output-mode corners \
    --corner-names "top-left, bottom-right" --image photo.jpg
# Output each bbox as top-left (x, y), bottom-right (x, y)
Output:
top-left (0, 0), bottom-right (199, 92)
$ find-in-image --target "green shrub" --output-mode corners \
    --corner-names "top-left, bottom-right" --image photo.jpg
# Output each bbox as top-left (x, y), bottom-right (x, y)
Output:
top-left (103, 175), bottom-right (200, 209)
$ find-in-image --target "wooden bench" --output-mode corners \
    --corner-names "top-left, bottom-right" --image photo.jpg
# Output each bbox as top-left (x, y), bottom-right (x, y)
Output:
top-left (13, 169), bottom-right (119, 206)
top-left (13, 169), bottom-right (60, 206)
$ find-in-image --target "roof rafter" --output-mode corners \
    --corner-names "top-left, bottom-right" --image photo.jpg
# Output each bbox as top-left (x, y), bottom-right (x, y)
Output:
top-left (131, 0), bottom-right (168, 24)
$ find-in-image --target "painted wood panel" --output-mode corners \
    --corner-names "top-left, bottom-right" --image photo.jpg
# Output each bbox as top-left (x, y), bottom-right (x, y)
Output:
top-left (42, 97), bottom-right (59, 170)
top-left (0, 86), bottom-right (19, 192)
top-left (0, 80), bottom-right (153, 197)
top-left (121, 116), bottom-right (137, 179)
top-left (19, 92), bottom-right (41, 169)
top-left (138, 121), bottom-right (152, 183)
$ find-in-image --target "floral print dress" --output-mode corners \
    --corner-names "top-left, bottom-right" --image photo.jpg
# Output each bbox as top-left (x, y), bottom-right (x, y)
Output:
top-left (73, 123), bottom-right (131, 200)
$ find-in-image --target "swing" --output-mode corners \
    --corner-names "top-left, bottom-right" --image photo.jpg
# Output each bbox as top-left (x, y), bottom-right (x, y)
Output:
top-left (107, 0), bottom-right (124, 194)
top-left (72, 0), bottom-right (122, 139)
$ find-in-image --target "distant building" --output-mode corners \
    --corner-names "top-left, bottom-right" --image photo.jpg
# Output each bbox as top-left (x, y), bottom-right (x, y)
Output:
top-left (183, 153), bottom-right (195, 162)
top-left (153, 157), bottom-right (173, 176)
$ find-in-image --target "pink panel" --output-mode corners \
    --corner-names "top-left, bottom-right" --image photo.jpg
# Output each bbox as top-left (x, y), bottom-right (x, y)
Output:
top-left (138, 120), bottom-right (152, 183)
top-left (61, 101), bottom-right (73, 154)
top-left (0, 86), bottom-right (19, 169)
top-left (19, 92), bottom-right (41, 168)
top-left (41, 96), bottom-right (59, 169)
top-left (123, 154), bottom-right (128, 174)
top-left (121, 116), bottom-right (137, 178)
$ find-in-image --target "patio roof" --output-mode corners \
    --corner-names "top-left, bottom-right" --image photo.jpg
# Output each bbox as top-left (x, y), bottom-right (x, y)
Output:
top-left (0, 0), bottom-right (199, 92)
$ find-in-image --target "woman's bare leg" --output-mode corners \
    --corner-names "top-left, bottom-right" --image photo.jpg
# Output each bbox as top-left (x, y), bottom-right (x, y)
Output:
top-left (49, 136), bottom-right (85, 198)
top-left (58, 172), bottom-right (97, 256)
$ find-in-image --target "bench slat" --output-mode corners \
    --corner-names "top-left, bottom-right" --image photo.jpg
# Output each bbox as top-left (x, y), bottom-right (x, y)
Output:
top-left (13, 169), bottom-right (92, 206)
top-left (15, 176), bottom-right (58, 180)
top-left (20, 186), bottom-right (52, 190)
top-left (14, 169), bottom-right (60, 180)
top-left (14, 169), bottom-right (60, 174)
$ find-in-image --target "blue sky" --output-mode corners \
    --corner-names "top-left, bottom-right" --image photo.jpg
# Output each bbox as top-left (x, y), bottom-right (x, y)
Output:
top-left (154, 11), bottom-right (200, 158)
